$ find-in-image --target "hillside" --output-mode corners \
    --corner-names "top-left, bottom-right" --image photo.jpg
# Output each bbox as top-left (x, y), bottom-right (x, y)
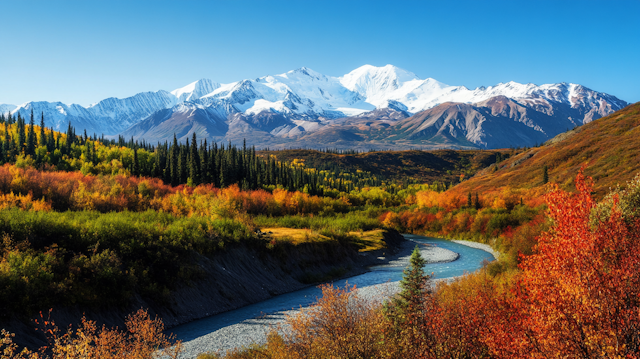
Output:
top-left (452, 102), bottom-right (640, 198)
top-left (261, 148), bottom-right (512, 184)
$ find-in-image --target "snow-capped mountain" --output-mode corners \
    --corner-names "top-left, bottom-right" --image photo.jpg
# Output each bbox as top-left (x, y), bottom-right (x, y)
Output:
top-left (339, 64), bottom-right (627, 116)
top-left (171, 79), bottom-right (220, 102)
top-left (0, 104), bottom-right (16, 115)
top-left (2, 65), bottom-right (628, 149)
top-left (6, 91), bottom-right (177, 135)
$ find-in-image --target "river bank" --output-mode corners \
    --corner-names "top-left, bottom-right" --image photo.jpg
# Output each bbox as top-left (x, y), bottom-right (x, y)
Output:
top-left (175, 236), bottom-right (465, 358)
top-left (1, 230), bottom-right (407, 351)
top-left (451, 239), bottom-right (501, 260)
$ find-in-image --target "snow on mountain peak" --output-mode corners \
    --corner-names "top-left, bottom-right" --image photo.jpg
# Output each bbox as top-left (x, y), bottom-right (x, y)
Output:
top-left (171, 79), bottom-right (221, 102)
top-left (0, 104), bottom-right (17, 114)
top-left (339, 64), bottom-right (421, 100)
top-left (5, 64), bottom-right (627, 142)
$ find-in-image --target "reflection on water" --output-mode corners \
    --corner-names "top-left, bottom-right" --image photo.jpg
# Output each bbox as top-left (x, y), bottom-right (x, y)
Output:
top-left (171, 236), bottom-right (495, 342)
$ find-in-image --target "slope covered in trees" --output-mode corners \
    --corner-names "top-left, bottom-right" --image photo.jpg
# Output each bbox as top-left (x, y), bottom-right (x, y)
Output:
top-left (451, 102), bottom-right (640, 199)
top-left (0, 111), bottom-right (393, 197)
top-left (261, 148), bottom-right (512, 184)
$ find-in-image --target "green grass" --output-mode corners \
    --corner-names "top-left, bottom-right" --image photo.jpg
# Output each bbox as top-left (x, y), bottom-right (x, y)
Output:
top-left (253, 212), bottom-right (380, 233)
top-left (0, 208), bottom-right (254, 314)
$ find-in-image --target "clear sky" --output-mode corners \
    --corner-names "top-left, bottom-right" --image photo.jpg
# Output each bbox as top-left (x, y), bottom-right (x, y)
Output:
top-left (1, 0), bottom-right (638, 106)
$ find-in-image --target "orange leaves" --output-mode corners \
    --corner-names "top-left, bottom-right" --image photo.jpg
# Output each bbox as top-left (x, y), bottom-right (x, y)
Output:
top-left (282, 284), bottom-right (387, 359)
top-left (415, 190), bottom-right (464, 211)
top-left (0, 163), bottom-right (351, 218)
top-left (1, 309), bottom-right (181, 359)
top-left (30, 309), bottom-right (181, 359)
top-left (0, 192), bottom-right (50, 212)
top-left (416, 190), bottom-right (440, 208)
top-left (488, 169), bottom-right (640, 358)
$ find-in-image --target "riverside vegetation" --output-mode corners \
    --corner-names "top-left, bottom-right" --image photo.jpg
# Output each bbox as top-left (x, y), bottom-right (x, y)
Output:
top-left (2, 102), bottom-right (640, 358)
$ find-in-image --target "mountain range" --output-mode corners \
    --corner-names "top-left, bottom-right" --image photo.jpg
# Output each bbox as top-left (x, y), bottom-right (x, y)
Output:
top-left (2, 65), bottom-right (628, 149)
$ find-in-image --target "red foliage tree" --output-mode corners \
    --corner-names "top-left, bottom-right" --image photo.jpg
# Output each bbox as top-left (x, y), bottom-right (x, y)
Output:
top-left (490, 170), bottom-right (640, 358)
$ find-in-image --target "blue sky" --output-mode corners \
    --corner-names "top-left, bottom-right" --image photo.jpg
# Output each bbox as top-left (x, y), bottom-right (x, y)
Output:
top-left (1, 0), bottom-right (639, 106)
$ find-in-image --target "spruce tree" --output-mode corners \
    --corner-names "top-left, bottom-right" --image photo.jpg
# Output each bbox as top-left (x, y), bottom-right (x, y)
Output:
top-left (384, 244), bottom-right (431, 342)
top-left (170, 135), bottom-right (179, 186)
top-left (189, 133), bottom-right (199, 185)
top-left (83, 142), bottom-right (92, 164)
top-left (200, 139), bottom-right (209, 184)
top-left (399, 245), bottom-right (429, 310)
top-left (39, 113), bottom-right (46, 147)
top-left (179, 140), bottom-right (188, 183)
top-left (1, 128), bottom-right (10, 163)
top-left (26, 110), bottom-right (36, 156)
top-left (132, 146), bottom-right (139, 176)
top-left (475, 192), bottom-right (481, 210)
top-left (219, 155), bottom-right (226, 188)
top-left (17, 113), bottom-right (26, 154)
top-left (65, 122), bottom-right (73, 155)
top-left (47, 130), bottom-right (55, 152)
top-left (543, 165), bottom-right (549, 184)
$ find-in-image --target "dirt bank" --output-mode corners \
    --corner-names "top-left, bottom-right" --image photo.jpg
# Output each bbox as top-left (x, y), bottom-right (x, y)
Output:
top-left (1, 230), bottom-right (405, 350)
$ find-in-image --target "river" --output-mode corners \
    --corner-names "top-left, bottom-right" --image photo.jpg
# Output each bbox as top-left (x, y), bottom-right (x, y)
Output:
top-left (170, 235), bottom-right (495, 357)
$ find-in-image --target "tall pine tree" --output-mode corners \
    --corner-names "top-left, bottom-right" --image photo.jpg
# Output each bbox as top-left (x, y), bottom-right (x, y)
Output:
top-left (170, 135), bottom-right (179, 186)
top-left (17, 113), bottom-right (26, 154)
top-left (39, 112), bottom-right (46, 147)
top-left (26, 110), bottom-right (36, 156)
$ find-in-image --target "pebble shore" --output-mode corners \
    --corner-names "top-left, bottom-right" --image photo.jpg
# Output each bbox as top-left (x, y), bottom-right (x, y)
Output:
top-left (451, 239), bottom-right (500, 260)
top-left (176, 239), bottom-right (465, 358)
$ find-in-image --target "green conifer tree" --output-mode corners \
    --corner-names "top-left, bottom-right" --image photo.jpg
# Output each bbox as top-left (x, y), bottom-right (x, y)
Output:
top-left (1, 128), bottom-right (10, 163)
top-left (17, 113), bottom-right (26, 154)
top-left (398, 245), bottom-right (429, 310)
top-left (170, 135), bottom-right (179, 186)
top-left (189, 132), bottom-right (199, 186)
top-left (26, 111), bottom-right (36, 156)
top-left (200, 139), bottom-right (209, 184)
top-left (219, 155), bottom-right (226, 188)
top-left (179, 141), bottom-right (188, 183)
top-left (132, 146), bottom-right (139, 176)
top-left (39, 113), bottom-right (46, 147)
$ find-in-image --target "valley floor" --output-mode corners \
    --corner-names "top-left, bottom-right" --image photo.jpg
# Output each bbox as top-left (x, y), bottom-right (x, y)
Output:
top-left (176, 236), bottom-right (472, 358)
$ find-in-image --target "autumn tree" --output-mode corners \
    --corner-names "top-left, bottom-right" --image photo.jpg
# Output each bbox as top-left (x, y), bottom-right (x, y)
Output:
top-left (490, 170), bottom-right (640, 358)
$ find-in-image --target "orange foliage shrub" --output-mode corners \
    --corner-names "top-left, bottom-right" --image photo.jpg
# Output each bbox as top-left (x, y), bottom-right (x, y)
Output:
top-left (0, 193), bottom-right (50, 212)
top-left (0, 164), bottom-right (350, 218)
top-left (276, 284), bottom-right (387, 358)
top-left (0, 309), bottom-right (181, 359)
top-left (489, 170), bottom-right (640, 358)
top-left (415, 190), bottom-right (464, 211)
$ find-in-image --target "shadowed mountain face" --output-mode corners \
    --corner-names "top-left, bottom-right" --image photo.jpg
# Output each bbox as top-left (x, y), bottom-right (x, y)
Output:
top-left (123, 104), bottom-right (229, 143)
top-left (393, 96), bottom-right (584, 149)
top-left (122, 93), bottom-right (627, 150)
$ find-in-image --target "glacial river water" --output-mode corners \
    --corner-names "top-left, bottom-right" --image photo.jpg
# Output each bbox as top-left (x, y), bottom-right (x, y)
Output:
top-left (170, 235), bottom-right (495, 346)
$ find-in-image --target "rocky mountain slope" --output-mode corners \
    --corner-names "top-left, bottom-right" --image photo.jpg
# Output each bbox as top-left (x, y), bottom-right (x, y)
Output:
top-left (2, 65), bottom-right (628, 149)
top-left (451, 102), bottom-right (640, 197)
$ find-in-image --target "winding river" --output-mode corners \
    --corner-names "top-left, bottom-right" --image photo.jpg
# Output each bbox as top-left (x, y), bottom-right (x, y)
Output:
top-left (170, 235), bottom-right (495, 357)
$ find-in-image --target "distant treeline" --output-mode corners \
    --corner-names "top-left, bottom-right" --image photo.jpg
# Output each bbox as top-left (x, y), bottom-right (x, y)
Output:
top-left (0, 111), bottom-right (387, 195)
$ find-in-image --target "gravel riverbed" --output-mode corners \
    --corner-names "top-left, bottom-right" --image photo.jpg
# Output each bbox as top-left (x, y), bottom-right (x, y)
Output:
top-left (451, 239), bottom-right (501, 260)
top-left (175, 239), bottom-right (469, 358)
